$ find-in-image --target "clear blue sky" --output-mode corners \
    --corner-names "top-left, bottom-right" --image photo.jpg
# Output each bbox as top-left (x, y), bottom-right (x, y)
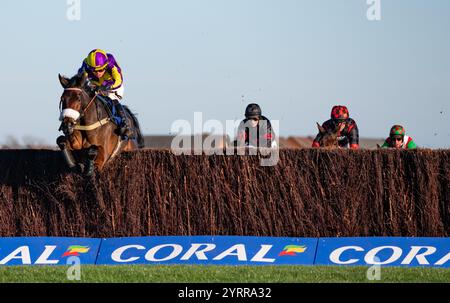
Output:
top-left (0, 0), bottom-right (449, 147)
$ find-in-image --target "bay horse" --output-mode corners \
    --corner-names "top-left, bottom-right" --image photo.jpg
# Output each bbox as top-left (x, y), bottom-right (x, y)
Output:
top-left (316, 122), bottom-right (340, 148)
top-left (57, 73), bottom-right (144, 175)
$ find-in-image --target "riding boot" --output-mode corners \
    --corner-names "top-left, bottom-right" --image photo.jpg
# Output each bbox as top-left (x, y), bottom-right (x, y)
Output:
top-left (113, 100), bottom-right (133, 139)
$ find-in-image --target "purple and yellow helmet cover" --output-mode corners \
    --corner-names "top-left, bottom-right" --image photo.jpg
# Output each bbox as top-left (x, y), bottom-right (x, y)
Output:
top-left (85, 49), bottom-right (109, 71)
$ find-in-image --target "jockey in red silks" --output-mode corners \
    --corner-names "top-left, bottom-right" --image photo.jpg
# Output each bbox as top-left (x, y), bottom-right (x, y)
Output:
top-left (312, 105), bottom-right (360, 149)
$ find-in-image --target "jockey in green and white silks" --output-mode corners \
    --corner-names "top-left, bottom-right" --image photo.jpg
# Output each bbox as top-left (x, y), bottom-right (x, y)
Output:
top-left (381, 125), bottom-right (417, 149)
top-left (78, 49), bottom-right (132, 138)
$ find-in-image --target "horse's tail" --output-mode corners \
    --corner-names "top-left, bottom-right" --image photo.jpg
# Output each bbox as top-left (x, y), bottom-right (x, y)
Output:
top-left (123, 106), bottom-right (145, 149)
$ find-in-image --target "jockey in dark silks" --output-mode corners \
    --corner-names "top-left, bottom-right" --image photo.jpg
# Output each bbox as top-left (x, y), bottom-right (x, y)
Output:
top-left (78, 49), bottom-right (132, 138)
top-left (312, 105), bottom-right (360, 149)
top-left (237, 103), bottom-right (277, 148)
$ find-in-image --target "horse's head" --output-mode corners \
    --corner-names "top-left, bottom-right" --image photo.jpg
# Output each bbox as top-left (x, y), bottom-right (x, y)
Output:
top-left (58, 73), bottom-right (93, 135)
top-left (317, 122), bottom-right (340, 148)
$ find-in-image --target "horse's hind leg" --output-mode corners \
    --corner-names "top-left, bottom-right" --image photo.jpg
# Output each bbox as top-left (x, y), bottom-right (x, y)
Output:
top-left (85, 145), bottom-right (99, 176)
top-left (57, 136), bottom-right (76, 169)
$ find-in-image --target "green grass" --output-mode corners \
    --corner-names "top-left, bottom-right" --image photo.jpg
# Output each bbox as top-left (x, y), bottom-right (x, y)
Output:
top-left (0, 265), bottom-right (448, 283)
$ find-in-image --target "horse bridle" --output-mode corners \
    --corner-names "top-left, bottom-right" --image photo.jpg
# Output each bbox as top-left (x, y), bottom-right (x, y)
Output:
top-left (59, 87), bottom-right (113, 134)
top-left (62, 87), bottom-right (98, 118)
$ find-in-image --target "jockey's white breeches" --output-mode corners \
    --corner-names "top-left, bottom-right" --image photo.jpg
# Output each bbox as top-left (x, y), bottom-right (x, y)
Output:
top-left (106, 86), bottom-right (124, 101)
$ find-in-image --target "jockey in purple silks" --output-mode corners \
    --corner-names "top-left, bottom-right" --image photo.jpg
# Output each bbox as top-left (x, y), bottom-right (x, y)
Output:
top-left (78, 49), bottom-right (132, 138)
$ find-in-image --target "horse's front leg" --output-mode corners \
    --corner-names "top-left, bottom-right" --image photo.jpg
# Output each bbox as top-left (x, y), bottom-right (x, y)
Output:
top-left (94, 146), bottom-right (107, 171)
top-left (57, 136), bottom-right (76, 169)
top-left (68, 131), bottom-right (84, 150)
top-left (85, 145), bottom-right (99, 176)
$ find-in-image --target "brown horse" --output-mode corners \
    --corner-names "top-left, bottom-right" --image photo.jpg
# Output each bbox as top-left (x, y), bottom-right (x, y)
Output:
top-left (316, 122), bottom-right (340, 148)
top-left (57, 73), bottom-right (144, 175)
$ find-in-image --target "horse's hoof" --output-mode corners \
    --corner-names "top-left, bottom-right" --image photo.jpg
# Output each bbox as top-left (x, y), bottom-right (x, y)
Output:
top-left (84, 168), bottom-right (94, 177)
top-left (73, 163), bottom-right (84, 174)
top-left (56, 136), bottom-right (67, 148)
top-left (84, 164), bottom-right (96, 177)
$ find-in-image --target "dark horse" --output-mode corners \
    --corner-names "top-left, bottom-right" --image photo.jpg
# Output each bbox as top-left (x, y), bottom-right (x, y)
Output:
top-left (316, 122), bottom-right (340, 148)
top-left (57, 73), bottom-right (144, 175)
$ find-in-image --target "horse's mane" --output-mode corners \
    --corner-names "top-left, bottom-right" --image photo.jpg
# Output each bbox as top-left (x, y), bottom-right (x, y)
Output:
top-left (65, 73), bottom-right (95, 95)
